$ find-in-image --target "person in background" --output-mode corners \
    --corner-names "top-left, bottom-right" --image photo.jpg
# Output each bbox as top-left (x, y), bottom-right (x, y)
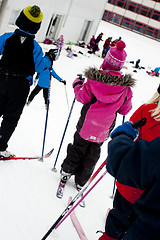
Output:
top-left (88, 35), bottom-right (95, 49)
top-left (27, 49), bottom-right (66, 109)
top-left (102, 37), bottom-right (112, 58)
top-left (153, 67), bottom-right (160, 77)
top-left (57, 41), bottom-right (135, 203)
top-left (110, 37), bottom-right (121, 47)
top-left (92, 32), bottom-right (104, 54)
top-left (147, 67), bottom-right (160, 77)
top-left (98, 120), bottom-right (160, 240)
top-left (55, 35), bottom-right (64, 53)
top-left (0, 5), bottom-right (53, 158)
top-left (135, 59), bottom-right (141, 68)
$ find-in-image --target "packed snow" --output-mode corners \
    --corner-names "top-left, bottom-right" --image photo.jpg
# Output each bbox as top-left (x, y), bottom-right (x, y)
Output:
top-left (0, 20), bottom-right (159, 240)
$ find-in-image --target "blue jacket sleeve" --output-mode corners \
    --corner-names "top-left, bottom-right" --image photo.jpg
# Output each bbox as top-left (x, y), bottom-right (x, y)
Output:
top-left (51, 68), bottom-right (62, 81)
top-left (33, 40), bottom-right (51, 73)
top-left (0, 32), bottom-right (14, 55)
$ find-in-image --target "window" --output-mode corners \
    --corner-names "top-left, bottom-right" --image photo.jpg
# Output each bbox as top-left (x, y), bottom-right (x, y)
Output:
top-left (140, 6), bottom-right (151, 17)
top-left (111, 13), bottom-right (122, 24)
top-left (133, 22), bottom-right (146, 34)
top-left (8, 10), bottom-right (19, 25)
top-left (121, 17), bottom-right (134, 29)
top-left (116, 0), bottom-right (126, 8)
top-left (102, 10), bottom-right (112, 21)
top-left (145, 26), bottom-right (157, 38)
top-left (108, 0), bottom-right (117, 4)
top-left (151, 10), bottom-right (160, 21)
top-left (128, 2), bottom-right (140, 13)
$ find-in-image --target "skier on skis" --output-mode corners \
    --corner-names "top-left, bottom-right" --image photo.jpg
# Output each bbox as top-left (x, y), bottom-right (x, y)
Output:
top-left (26, 49), bottom-right (66, 109)
top-left (98, 121), bottom-right (160, 240)
top-left (0, 5), bottom-right (55, 158)
top-left (57, 41), bottom-right (136, 200)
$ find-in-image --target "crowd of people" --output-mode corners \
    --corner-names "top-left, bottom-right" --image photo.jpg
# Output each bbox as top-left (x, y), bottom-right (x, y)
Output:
top-left (0, 4), bottom-right (159, 239)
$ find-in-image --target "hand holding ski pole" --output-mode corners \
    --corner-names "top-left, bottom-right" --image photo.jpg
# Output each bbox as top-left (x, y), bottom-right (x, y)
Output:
top-left (110, 117), bottom-right (147, 140)
top-left (61, 79), bottom-right (66, 85)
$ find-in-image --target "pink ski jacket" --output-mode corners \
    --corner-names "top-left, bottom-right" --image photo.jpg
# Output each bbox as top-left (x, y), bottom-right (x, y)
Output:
top-left (73, 67), bottom-right (135, 143)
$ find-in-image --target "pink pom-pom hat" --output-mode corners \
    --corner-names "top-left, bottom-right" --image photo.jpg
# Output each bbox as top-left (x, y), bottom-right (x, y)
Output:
top-left (102, 40), bottom-right (127, 70)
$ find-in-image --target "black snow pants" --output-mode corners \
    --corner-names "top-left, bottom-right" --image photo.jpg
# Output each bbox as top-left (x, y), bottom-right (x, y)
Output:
top-left (0, 73), bottom-right (30, 151)
top-left (61, 131), bottom-right (103, 186)
top-left (28, 84), bottom-right (48, 105)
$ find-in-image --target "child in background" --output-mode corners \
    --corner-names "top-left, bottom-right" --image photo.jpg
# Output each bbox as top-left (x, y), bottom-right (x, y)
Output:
top-left (102, 37), bottom-right (112, 58)
top-left (88, 35), bottom-right (95, 49)
top-left (55, 35), bottom-right (64, 53)
top-left (27, 49), bottom-right (66, 109)
top-left (57, 41), bottom-right (135, 201)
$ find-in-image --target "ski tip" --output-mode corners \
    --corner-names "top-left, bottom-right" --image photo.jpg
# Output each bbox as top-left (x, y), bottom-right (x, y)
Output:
top-left (45, 148), bottom-right (54, 158)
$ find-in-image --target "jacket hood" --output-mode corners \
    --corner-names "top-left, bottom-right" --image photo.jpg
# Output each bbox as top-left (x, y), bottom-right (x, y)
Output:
top-left (84, 67), bottom-right (136, 87)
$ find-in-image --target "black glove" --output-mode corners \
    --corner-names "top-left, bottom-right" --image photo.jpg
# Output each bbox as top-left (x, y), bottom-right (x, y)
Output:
top-left (77, 74), bottom-right (85, 81)
top-left (61, 79), bottom-right (66, 85)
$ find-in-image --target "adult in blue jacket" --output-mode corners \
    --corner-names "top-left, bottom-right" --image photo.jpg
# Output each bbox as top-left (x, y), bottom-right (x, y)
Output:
top-left (99, 122), bottom-right (160, 240)
top-left (27, 50), bottom-right (66, 108)
top-left (0, 5), bottom-right (53, 158)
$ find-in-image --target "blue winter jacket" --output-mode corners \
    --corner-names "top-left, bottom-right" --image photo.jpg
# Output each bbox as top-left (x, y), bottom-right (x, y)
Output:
top-left (106, 134), bottom-right (160, 240)
top-left (37, 68), bottom-right (62, 88)
top-left (0, 29), bottom-right (51, 85)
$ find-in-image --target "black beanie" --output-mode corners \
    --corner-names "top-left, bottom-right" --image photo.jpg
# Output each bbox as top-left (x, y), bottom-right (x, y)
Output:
top-left (16, 5), bottom-right (43, 34)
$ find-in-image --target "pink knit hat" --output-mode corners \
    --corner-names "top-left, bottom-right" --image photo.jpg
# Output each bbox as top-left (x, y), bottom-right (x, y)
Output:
top-left (102, 40), bottom-right (127, 70)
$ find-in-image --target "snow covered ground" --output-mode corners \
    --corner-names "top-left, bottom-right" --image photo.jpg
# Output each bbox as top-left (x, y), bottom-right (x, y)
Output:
top-left (0, 20), bottom-right (160, 240)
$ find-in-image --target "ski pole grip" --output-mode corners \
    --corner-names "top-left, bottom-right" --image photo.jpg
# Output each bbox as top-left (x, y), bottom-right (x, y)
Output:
top-left (132, 117), bottom-right (147, 129)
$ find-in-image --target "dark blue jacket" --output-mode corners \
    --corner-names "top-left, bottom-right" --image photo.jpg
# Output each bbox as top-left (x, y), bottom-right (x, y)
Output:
top-left (106, 135), bottom-right (160, 239)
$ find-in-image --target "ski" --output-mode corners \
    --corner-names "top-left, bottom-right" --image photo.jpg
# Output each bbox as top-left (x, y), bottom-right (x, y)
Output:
top-left (0, 148), bottom-right (54, 161)
top-left (68, 197), bottom-right (88, 240)
top-left (41, 160), bottom-right (107, 240)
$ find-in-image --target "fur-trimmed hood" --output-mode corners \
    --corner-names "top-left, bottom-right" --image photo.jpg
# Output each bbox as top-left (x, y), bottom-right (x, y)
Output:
top-left (84, 67), bottom-right (135, 87)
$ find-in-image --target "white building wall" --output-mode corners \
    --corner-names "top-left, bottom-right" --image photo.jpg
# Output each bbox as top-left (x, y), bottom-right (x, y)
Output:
top-left (148, 18), bottom-right (160, 28)
top-left (0, 0), bottom-right (106, 43)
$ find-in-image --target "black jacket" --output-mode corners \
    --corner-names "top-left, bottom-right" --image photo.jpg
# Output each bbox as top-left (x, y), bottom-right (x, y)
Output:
top-left (106, 135), bottom-right (160, 239)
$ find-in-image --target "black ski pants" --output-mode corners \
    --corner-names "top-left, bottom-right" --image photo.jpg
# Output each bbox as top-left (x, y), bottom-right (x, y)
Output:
top-left (61, 131), bottom-right (103, 186)
top-left (0, 74), bottom-right (30, 151)
top-left (28, 84), bottom-right (49, 105)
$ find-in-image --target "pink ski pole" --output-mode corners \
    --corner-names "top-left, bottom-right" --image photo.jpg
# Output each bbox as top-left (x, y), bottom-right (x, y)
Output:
top-left (55, 169), bottom-right (107, 229)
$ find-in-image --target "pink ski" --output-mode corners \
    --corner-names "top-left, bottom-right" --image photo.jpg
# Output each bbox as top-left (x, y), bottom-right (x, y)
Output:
top-left (68, 197), bottom-right (88, 240)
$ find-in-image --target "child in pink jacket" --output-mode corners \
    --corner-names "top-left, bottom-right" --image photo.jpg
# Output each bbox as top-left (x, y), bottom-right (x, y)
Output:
top-left (59, 41), bottom-right (135, 196)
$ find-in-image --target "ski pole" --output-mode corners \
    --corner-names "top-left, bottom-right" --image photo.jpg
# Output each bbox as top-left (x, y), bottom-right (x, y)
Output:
top-left (39, 66), bottom-right (52, 162)
top-left (41, 159), bottom-right (107, 239)
top-left (64, 84), bottom-right (69, 111)
top-left (55, 170), bottom-right (107, 230)
top-left (52, 97), bottom-right (76, 171)
top-left (110, 115), bottom-right (125, 198)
